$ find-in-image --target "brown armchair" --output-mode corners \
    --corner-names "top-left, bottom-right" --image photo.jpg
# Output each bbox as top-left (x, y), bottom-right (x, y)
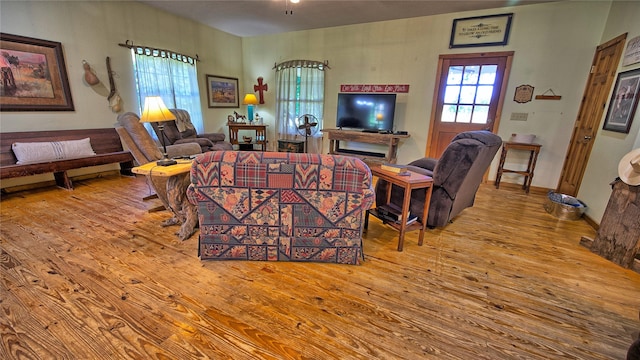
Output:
top-left (149, 109), bottom-right (232, 152)
top-left (375, 130), bottom-right (502, 228)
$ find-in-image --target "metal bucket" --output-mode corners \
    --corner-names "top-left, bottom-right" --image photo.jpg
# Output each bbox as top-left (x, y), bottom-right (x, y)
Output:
top-left (543, 191), bottom-right (586, 221)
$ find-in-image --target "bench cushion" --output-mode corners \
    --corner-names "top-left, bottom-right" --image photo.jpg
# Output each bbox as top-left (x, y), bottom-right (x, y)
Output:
top-left (12, 138), bottom-right (96, 165)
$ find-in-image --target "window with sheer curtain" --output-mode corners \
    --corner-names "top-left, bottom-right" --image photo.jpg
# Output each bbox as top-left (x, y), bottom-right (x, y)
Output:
top-left (275, 60), bottom-right (326, 154)
top-left (131, 47), bottom-right (203, 136)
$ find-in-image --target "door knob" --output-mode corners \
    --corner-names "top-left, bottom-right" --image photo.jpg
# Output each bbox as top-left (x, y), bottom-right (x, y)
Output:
top-left (584, 135), bottom-right (592, 140)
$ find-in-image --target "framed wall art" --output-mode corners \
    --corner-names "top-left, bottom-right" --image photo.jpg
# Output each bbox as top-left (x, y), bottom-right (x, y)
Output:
top-left (206, 74), bottom-right (239, 108)
top-left (603, 68), bottom-right (640, 134)
top-left (449, 13), bottom-right (513, 49)
top-left (0, 33), bottom-right (74, 111)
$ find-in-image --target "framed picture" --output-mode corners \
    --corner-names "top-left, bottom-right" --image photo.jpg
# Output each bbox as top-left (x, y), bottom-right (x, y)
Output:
top-left (0, 33), bottom-right (74, 111)
top-left (206, 74), bottom-right (239, 108)
top-left (603, 68), bottom-right (640, 134)
top-left (449, 13), bottom-right (513, 49)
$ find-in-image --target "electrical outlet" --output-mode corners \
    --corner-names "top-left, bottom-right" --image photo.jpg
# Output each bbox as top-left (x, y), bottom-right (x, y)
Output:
top-left (510, 112), bottom-right (528, 121)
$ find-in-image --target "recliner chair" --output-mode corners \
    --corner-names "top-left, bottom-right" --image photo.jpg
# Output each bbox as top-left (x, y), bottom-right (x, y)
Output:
top-left (375, 130), bottom-right (502, 228)
top-left (115, 111), bottom-right (202, 211)
top-left (150, 108), bottom-right (233, 152)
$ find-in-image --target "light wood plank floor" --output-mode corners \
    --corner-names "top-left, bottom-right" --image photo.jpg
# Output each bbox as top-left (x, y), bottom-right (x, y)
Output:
top-left (1, 174), bottom-right (639, 359)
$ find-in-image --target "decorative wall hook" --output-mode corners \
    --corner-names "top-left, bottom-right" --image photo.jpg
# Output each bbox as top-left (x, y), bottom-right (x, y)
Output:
top-left (535, 88), bottom-right (562, 100)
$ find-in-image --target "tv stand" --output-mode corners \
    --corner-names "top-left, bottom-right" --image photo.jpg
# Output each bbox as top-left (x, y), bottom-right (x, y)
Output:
top-left (323, 128), bottom-right (410, 164)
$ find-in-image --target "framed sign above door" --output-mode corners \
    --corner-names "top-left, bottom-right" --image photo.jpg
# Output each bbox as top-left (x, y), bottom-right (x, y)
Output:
top-left (449, 13), bottom-right (513, 49)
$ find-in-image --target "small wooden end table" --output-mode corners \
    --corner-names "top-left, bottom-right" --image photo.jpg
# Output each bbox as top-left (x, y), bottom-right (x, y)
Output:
top-left (228, 123), bottom-right (268, 151)
top-left (132, 160), bottom-right (197, 240)
top-left (494, 141), bottom-right (542, 194)
top-left (365, 166), bottom-right (433, 251)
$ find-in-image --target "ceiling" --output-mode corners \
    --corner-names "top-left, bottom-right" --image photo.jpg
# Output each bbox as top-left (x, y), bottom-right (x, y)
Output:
top-left (139, 0), bottom-right (557, 38)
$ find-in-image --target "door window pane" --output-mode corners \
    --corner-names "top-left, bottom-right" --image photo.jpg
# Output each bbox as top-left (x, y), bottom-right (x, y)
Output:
top-left (479, 65), bottom-right (497, 84)
top-left (459, 86), bottom-right (477, 104)
top-left (472, 105), bottom-right (489, 124)
top-left (441, 105), bottom-right (457, 122)
top-left (444, 86), bottom-right (460, 103)
top-left (447, 66), bottom-right (464, 84)
top-left (476, 85), bottom-right (493, 104)
top-left (457, 105), bottom-right (473, 123)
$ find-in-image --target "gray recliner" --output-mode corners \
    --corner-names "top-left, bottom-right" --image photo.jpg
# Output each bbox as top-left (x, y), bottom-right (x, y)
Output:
top-left (375, 130), bottom-right (502, 228)
top-left (150, 108), bottom-right (233, 152)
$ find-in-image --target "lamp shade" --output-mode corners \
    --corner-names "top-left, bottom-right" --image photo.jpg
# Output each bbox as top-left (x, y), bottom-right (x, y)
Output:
top-left (242, 93), bottom-right (259, 105)
top-left (139, 96), bottom-right (176, 123)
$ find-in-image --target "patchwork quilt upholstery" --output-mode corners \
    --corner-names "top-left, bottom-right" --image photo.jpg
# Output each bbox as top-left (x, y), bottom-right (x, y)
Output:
top-left (186, 151), bottom-right (375, 264)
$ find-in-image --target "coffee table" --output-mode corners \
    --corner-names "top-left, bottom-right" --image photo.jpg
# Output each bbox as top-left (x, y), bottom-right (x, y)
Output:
top-left (132, 160), bottom-right (197, 240)
top-left (365, 166), bottom-right (433, 251)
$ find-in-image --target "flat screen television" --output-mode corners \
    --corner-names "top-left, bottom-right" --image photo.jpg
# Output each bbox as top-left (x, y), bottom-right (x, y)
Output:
top-left (336, 93), bottom-right (396, 131)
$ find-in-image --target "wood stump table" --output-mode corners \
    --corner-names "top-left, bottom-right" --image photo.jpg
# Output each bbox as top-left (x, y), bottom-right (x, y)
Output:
top-left (588, 179), bottom-right (640, 271)
top-left (132, 160), bottom-right (197, 241)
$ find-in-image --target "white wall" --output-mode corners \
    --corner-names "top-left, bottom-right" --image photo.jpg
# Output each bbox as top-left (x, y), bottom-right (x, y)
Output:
top-left (0, 0), bottom-right (243, 187)
top-left (242, 1), bottom-right (610, 184)
top-left (578, 0), bottom-right (640, 223)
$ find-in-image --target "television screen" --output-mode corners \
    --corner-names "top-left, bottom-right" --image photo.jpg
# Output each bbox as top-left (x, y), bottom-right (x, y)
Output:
top-left (336, 93), bottom-right (396, 131)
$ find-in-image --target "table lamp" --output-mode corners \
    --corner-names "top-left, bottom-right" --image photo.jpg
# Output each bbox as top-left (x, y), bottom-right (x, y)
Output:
top-left (139, 96), bottom-right (178, 166)
top-left (243, 93), bottom-right (259, 123)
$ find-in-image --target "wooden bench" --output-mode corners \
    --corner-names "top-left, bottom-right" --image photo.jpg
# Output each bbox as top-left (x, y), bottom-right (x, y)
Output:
top-left (1, 128), bottom-right (134, 190)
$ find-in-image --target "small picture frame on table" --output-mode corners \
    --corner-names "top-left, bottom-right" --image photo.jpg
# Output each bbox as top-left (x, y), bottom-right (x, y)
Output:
top-left (206, 74), bottom-right (239, 108)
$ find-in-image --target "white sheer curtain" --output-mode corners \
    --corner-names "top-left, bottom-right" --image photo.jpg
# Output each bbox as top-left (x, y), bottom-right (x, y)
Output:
top-left (131, 48), bottom-right (203, 136)
top-left (275, 60), bottom-right (326, 154)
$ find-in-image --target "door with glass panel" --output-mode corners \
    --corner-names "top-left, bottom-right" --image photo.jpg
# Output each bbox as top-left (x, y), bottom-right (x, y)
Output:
top-left (427, 52), bottom-right (513, 158)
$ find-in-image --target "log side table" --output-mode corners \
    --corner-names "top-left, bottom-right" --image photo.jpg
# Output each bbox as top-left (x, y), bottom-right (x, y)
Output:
top-left (132, 160), bottom-right (197, 240)
top-left (365, 166), bottom-right (433, 251)
top-left (494, 141), bottom-right (542, 194)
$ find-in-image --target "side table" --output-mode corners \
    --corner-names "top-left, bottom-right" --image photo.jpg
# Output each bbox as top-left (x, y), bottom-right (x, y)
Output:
top-left (132, 160), bottom-right (197, 241)
top-left (228, 123), bottom-right (268, 151)
top-left (494, 141), bottom-right (542, 194)
top-left (365, 166), bottom-right (433, 251)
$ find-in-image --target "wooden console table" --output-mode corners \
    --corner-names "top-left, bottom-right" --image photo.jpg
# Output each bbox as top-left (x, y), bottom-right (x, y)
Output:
top-left (228, 123), bottom-right (268, 151)
top-left (494, 141), bottom-right (542, 194)
top-left (132, 160), bottom-right (197, 241)
top-left (323, 129), bottom-right (409, 164)
top-left (365, 165), bottom-right (433, 251)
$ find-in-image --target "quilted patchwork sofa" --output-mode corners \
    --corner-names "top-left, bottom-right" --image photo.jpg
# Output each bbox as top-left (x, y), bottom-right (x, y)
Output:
top-left (186, 151), bottom-right (375, 264)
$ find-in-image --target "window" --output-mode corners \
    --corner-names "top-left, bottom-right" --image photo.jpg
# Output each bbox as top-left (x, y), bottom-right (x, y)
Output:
top-left (131, 47), bottom-right (203, 135)
top-left (275, 60), bottom-right (326, 153)
top-left (441, 64), bottom-right (496, 124)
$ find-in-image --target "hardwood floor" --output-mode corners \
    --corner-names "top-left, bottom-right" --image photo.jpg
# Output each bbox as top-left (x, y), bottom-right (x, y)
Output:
top-left (1, 174), bottom-right (639, 359)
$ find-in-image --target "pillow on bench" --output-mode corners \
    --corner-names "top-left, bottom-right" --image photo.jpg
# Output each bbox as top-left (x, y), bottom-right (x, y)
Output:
top-left (12, 138), bottom-right (96, 165)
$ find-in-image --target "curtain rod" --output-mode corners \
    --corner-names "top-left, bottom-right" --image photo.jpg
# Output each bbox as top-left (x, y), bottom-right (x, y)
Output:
top-left (273, 59), bottom-right (330, 71)
top-left (118, 40), bottom-right (200, 62)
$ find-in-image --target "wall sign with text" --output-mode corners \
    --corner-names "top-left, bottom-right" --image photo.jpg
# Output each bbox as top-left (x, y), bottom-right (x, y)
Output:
top-left (340, 84), bottom-right (410, 93)
top-left (449, 13), bottom-right (513, 48)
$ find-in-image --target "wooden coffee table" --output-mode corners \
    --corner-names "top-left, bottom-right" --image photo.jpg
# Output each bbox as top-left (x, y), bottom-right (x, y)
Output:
top-left (365, 166), bottom-right (433, 251)
top-left (132, 160), bottom-right (197, 241)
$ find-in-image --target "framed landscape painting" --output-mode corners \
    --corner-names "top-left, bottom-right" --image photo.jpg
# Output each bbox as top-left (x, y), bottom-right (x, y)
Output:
top-left (602, 68), bottom-right (640, 134)
top-left (0, 33), bottom-right (74, 111)
top-left (206, 74), bottom-right (239, 108)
